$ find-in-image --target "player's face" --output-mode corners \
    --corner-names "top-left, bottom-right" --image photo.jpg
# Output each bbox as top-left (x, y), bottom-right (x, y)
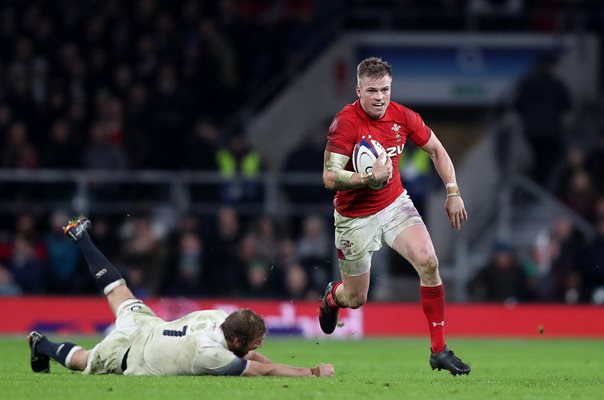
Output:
top-left (231, 336), bottom-right (264, 358)
top-left (356, 75), bottom-right (392, 119)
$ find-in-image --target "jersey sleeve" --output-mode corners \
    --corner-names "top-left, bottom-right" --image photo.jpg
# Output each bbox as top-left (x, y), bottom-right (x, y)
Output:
top-left (198, 346), bottom-right (248, 376)
top-left (218, 357), bottom-right (248, 376)
top-left (405, 110), bottom-right (432, 147)
top-left (325, 114), bottom-right (357, 157)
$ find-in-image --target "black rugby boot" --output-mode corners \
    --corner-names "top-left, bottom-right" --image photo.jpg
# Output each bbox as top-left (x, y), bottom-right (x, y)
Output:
top-left (430, 346), bottom-right (471, 376)
top-left (319, 281), bottom-right (340, 334)
top-left (27, 331), bottom-right (50, 373)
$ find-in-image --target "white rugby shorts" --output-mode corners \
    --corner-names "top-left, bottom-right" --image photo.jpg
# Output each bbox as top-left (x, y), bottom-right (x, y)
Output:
top-left (334, 191), bottom-right (423, 276)
top-left (83, 299), bottom-right (157, 375)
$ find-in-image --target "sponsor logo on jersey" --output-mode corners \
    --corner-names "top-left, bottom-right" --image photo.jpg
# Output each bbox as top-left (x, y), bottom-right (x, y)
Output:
top-left (386, 144), bottom-right (405, 157)
top-left (432, 321), bottom-right (445, 327)
top-left (95, 268), bottom-right (107, 278)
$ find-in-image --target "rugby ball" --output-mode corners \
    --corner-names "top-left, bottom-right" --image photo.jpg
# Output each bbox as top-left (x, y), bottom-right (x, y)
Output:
top-left (352, 137), bottom-right (386, 190)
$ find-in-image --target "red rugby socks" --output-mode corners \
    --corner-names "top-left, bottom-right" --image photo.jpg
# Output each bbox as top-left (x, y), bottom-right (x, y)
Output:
top-left (420, 284), bottom-right (446, 354)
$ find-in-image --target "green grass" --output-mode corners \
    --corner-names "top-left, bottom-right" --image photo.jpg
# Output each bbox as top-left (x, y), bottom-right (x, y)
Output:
top-left (2, 336), bottom-right (603, 400)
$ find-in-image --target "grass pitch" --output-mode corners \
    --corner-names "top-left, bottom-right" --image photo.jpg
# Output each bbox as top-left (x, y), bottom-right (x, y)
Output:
top-left (2, 336), bottom-right (602, 400)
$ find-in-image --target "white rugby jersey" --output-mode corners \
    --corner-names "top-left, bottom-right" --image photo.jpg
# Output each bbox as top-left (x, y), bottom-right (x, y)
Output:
top-left (124, 309), bottom-right (247, 376)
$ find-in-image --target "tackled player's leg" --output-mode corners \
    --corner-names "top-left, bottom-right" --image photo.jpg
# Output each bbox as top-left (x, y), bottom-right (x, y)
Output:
top-left (63, 216), bottom-right (135, 315)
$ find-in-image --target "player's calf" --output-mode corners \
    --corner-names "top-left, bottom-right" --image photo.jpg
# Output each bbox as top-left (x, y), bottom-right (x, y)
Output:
top-left (64, 216), bottom-right (126, 295)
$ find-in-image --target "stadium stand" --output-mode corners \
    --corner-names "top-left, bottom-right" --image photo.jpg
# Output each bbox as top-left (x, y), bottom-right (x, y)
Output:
top-left (0, 0), bottom-right (603, 305)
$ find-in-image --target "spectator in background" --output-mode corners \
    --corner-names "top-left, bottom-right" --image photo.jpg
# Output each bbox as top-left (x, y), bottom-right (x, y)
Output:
top-left (282, 131), bottom-right (329, 204)
top-left (162, 213), bottom-right (205, 295)
top-left (277, 237), bottom-right (299, 269)
top-left (203, 207), bottom-right (246, 296)
top-left (283, 262), bottom-right (316, 300)
top-left (41, 119), bottom-right (80, 169)
top-left (83, 121), bottom-right (128, 170)
top-left (119, 217), bottom-right (168, 297)
top-left (66, 102), bottom-right (90, 143)
top-left (8, 234), bottom-right (46, 294)
top-left (523, 215), bottom-right (586, 303)
top-left (196, 18), bottom-right (239, 119)
top-left (580, 201), bottom-right (604, 304)
top-left (14, 213), bottom-right (46, 255)
top-left (553, 146), bottom-right (586, 198)
top-left (548, 216), bottom-right (586, 303)
top-left (513, 52), bottom-right (572, 188)
top-left (183, 119), bottom-right (221, 202)
top-left (468, 242), bottom-right (529, 302)
top-left (45, 210), bottom-right (81, 293)
top-left (560, 169), bottom-right (598, 221)
top-left (238, 233), bottom-right (273, 298)
top-left (183, 119), bottom-right (220, 171)
top-left (165, 231), bottom-right (204, 296)
top-left (2, 121), bottom-right (38, 169)
top-left (0, 263), bottom-right (21, 296)
top-left (216, 131), bottom-right (264, 204)
top-left (83, 121), bottom-right (128, 200)
top-left (297, 215), bottom-right (331, 293)
top-left (251, 214), bottom-right (280, 264)
top-left (585, 131), bottom-right (604, 194)
top-left (148, 64), bottom-right (187, 169)
top-left (123, 84), bottom-right (152, 169)
top-left (399, 144), bottom-right (432, 217)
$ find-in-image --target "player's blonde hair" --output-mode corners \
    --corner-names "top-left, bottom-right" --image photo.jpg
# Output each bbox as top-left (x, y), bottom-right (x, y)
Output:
top-left (357, 57), bottom-right (392, 84)
top-left (222, 308), bottom-right (266, 343)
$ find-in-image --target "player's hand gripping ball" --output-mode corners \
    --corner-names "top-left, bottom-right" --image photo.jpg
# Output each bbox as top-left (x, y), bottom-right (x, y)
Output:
top-left (352, 137), bottom-right (387, 190)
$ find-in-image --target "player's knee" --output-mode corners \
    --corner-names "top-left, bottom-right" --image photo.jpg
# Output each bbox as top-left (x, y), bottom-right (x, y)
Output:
top-left (347, 293), bottom-right (367, 309)
top-left (417, 254), bottom-right (439, 276)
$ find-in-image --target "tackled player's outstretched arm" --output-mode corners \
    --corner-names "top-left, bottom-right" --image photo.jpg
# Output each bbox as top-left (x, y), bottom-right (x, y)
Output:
top-left (243, 360), bottom-right (334, 377)
top-left (244, 351), bottom-right (272, 364)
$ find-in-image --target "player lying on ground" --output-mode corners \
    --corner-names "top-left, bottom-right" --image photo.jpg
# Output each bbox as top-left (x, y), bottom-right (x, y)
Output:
top-left (27, 216), bottom-right (334, 377)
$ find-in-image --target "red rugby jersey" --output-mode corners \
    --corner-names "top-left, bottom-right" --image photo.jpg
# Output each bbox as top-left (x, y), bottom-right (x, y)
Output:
top-left (325, 100), bottom-right (432, 217)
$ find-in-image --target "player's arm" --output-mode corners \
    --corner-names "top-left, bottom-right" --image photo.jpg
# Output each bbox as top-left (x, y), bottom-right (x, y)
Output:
top-left (322, 151), bottom-right (391, 191)
top-left (420, 133), bottom-right (468, 230)
top-left (244, 350), bottom-right (272, 364)
top-left (242, 360), bottom-right (335, 377)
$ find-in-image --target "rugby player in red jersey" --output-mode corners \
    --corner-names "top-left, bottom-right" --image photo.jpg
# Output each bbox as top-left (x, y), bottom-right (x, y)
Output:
top-left (319, 57), bottom-right (470, 375)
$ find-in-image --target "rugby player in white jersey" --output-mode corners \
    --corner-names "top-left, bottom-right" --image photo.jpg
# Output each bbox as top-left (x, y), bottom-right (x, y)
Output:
top-left (27, 216), bottom-right (334, 378)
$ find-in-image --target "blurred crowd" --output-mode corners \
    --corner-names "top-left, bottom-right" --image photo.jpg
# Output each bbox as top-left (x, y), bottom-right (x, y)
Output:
top-left (468, 52), bottom-right (604, 305)
top-left (0, 0), bottom-right (334, 300)
top-left (0, 208), bottom-right (333, 301)
top-left (468, 211), bottom-right (604, 305)
top-left (1, 0), bottom-right (604, 304)
top-left (0, 0), bottom-right (331, 171)
top-left (469, 127), bottom-right (604, 304)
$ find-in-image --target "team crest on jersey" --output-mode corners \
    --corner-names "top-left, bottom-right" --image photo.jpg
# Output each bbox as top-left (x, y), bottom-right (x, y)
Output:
top-left (392, 124), bottom-right (401, 141)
